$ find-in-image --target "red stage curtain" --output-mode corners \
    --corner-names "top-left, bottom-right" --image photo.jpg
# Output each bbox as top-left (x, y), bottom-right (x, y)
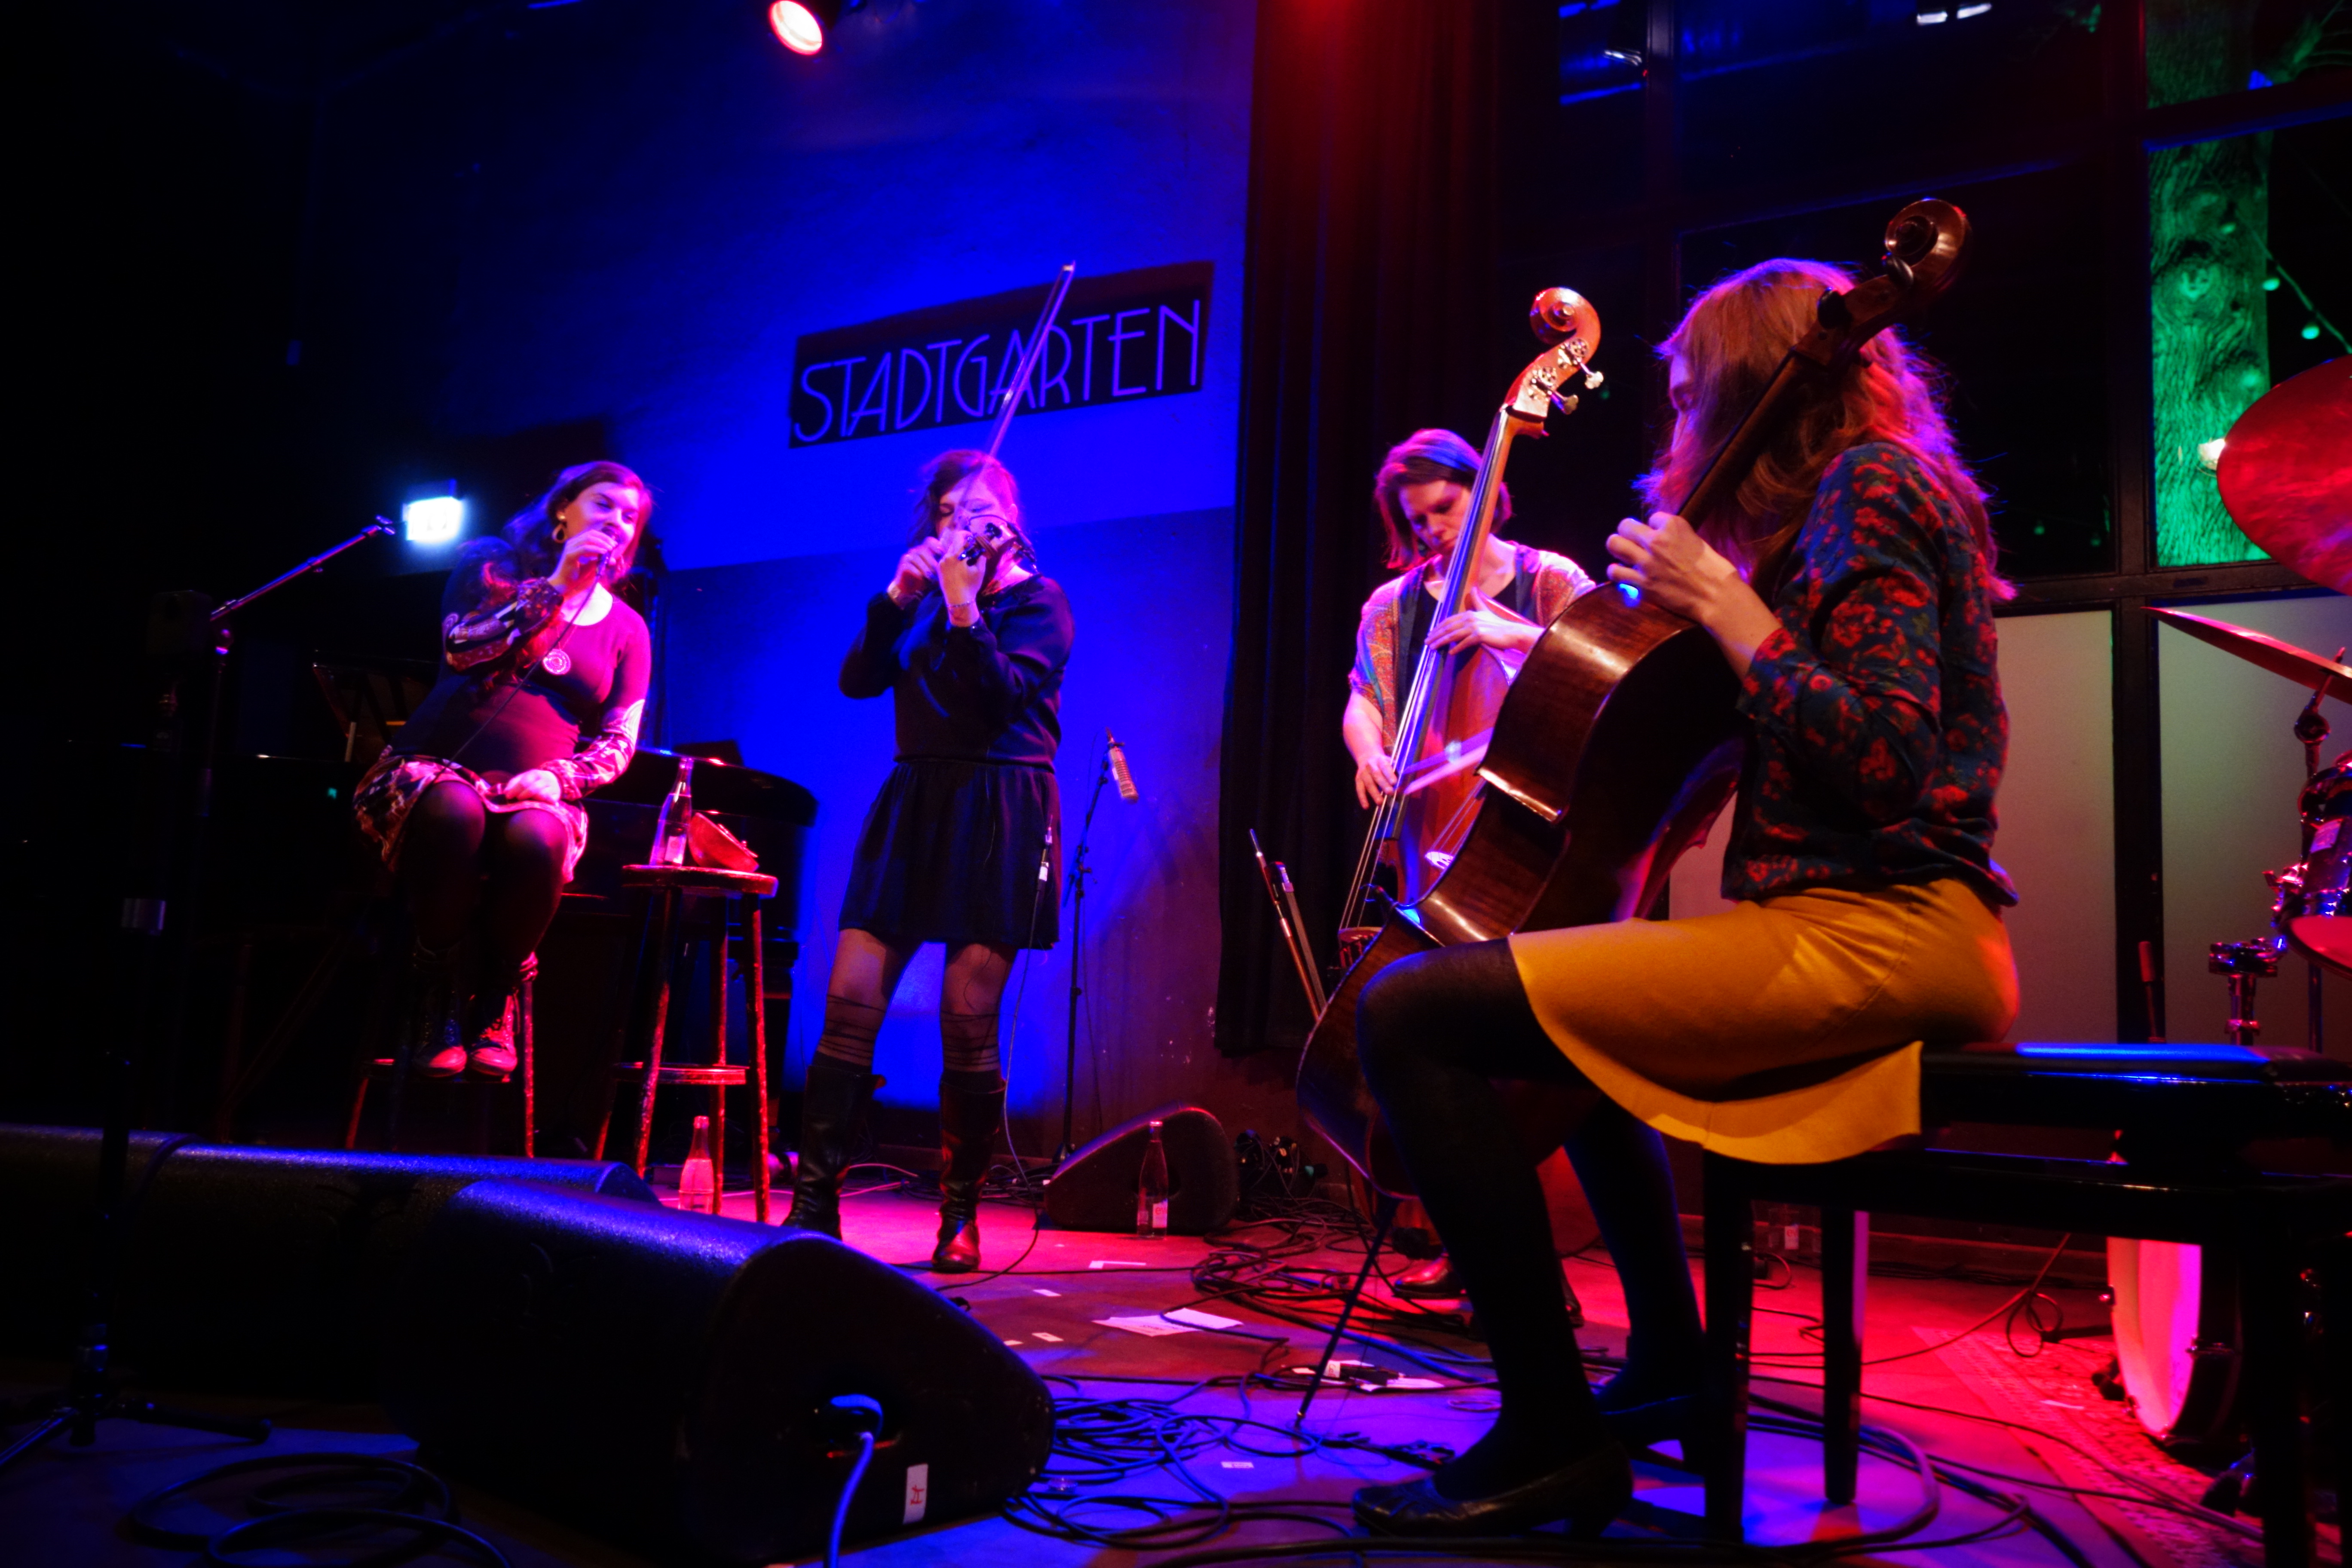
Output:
top-left (1217, 0), bottom-right (1547, 1057)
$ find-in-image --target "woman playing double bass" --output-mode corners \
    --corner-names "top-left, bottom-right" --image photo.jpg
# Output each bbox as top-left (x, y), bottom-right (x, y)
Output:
top-left (1341, 429), bottom-right (1599, 1295)
top-left (1343, 429), bottom-right (1595, 812)
top-left (1349, 259), bottom-right (2018, 1538)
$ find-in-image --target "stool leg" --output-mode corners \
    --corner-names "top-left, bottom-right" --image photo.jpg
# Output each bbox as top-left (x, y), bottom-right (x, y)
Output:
top-left (1702, 1153), bottom-right (1754, 1540)
top-left (746, 898), bottom-right (771, 1225)
top-left (633, 888), bottom-right (681, 1179)
top-left (1821, 1208), bottom-right (1868, 1504)
top-left (343, 1077), bottom-right (368, 1152)
top-left (518, 956), bottom-right (537, 1159)
top-left (594, 897), bottom-right (645, 1162)
top-left (2242, 1212), bottom-right (2315, 1568)
top-left (708, 906), bottom-right (728, 1216)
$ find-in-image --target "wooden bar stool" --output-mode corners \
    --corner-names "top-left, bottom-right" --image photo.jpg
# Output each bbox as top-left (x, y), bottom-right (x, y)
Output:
top-left (594, 864), bottom-right (778, 1222)
top-left (345, 954), bottom-right (537, 1155)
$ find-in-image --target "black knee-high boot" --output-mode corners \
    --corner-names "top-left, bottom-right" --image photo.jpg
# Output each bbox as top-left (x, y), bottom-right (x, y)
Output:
top-left (931, 1074), bottom-right (1003, 1271)
top-left (788, 1055), bottom-right (875, 1239)
top-left (1566, 1100), bottom-right (1705, 1439)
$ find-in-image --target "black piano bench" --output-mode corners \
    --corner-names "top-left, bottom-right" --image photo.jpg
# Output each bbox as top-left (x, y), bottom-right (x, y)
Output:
top-left (1698, 1041), bottom-right (2352, 1568)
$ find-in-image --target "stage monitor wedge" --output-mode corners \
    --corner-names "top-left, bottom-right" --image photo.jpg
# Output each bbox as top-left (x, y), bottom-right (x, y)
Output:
top-left (0, 1125), bottom-right (654, 1397)
top-left (385, 1179), bottom-right (1054, 1563)
top-left (1043, 1104), bottom-right (1239, 1234)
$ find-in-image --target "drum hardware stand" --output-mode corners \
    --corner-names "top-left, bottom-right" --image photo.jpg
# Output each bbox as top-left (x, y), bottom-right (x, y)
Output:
top-left (0, 523), bottom-right (397, 1477)
top-left (2292, 678), bottom-right (2332, 1051)
top-left (2209, 939), bottom-right (2281, 1047)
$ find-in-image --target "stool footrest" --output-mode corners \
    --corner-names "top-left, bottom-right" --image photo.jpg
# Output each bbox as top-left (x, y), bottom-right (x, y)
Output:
top-left (612, 1063), bottom-right (747, 1087)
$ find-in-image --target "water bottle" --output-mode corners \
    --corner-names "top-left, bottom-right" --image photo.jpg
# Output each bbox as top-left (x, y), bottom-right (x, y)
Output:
top-left (651, 753), bottom-right (696, 866)
top-left (677, 1114), bottom-right (717, 1213)
top-left (1135, 1118), bottom-right (1169, 1240)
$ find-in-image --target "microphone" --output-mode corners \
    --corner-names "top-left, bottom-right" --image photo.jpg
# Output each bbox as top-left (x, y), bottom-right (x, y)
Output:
top-left (1106, 733), bottom-right (1140, 803)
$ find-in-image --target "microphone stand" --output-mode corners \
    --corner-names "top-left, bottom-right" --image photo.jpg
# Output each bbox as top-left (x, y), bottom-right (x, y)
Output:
top-left (0, 520), bottom-right (396, 1475)
top-left (1055, 738), bottom-right (1116, 1165)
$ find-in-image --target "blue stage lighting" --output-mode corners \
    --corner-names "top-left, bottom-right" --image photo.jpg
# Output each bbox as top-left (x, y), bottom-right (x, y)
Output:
top-left (403, 493), bottom-right (466, 545)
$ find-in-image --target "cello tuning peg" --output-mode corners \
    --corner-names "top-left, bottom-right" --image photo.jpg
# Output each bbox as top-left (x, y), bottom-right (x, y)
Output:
top-left (1549, 392), bottom-right (1580, 417)
top-left (1583, 368), bottom-right (1605, 390)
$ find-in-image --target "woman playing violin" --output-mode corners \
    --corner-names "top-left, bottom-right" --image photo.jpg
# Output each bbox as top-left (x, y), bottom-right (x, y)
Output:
top-left (1349, 260), bottom-right (2018, 1539)
top-left (1343, 429), bottom-right (1595, 809)
top-left (789, 450), bottom-right (1073, 1273)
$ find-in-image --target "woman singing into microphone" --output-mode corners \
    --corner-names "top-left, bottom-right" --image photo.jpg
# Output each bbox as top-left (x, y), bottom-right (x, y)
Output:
top-left (790, 451), bottom-right (1073, 1272)
top-left (353, 461), bottom-right (652, 1080)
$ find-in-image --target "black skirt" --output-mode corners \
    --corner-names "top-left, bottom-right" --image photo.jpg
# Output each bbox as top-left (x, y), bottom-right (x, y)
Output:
top-left (839, 758), bottom-right (1062, 949)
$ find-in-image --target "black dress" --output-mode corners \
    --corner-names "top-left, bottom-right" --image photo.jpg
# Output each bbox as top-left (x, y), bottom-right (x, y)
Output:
top-left (836, 576), bottom-right (1074, 948)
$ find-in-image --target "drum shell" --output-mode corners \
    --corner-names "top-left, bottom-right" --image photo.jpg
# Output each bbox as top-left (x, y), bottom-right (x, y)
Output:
top-left (2107, 1236), bottom-right (2242, 1458)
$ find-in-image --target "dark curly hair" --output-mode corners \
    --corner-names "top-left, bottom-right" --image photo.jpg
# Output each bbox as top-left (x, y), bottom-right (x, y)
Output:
top-left (469, 460), bottom-right (654, 586)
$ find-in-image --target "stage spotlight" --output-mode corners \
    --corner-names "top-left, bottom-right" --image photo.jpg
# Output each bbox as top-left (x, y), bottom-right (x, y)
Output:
top-left (769, 0), bottom-right (836, 54)
top-left (402, 486), bottom-right (466, 546)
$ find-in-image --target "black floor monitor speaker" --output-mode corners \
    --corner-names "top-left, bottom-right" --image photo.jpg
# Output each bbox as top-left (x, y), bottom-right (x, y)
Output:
top-left (1042, 1104), bottom-right (1239, 1234)
top-left (0, 1124), bottom-right (653, 1397)
top-left (385, 1179), bottom-right (1054, 1564)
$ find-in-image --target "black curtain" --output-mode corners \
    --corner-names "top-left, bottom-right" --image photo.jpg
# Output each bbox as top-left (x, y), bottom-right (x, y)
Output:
top-left (1216, 0), bottom-right (1554, 1058)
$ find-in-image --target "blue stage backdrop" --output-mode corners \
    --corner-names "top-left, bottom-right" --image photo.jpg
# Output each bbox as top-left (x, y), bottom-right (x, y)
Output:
top-left (305, 0), bottom-right (1297, 1139)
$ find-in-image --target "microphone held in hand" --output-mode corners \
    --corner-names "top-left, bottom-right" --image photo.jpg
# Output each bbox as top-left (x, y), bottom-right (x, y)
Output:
top-left (1106, 733), bottom-right (1140, 803)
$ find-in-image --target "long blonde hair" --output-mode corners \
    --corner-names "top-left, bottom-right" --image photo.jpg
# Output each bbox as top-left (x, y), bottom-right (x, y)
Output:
top-left (1638, 259), bottom-right (2008, 599)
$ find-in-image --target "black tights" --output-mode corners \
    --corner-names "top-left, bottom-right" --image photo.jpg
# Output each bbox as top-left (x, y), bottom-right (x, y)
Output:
top-left (399, 782), bottom-right (569, 1023)
top-left (1357, 939), bottom-right (1701, 1495)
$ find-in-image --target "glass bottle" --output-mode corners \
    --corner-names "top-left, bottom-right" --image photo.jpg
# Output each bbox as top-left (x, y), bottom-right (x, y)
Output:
top-left (678, 1114), bottom-right (717, 1213)
top-left (1135, 1118), bottom-right (1169, 1240)
top-left (652, 753), bottom-right (696, 866)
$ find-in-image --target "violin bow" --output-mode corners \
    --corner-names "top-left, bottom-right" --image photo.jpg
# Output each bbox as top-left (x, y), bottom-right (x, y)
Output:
top-left (984, 262), bottom-right (1078, 459)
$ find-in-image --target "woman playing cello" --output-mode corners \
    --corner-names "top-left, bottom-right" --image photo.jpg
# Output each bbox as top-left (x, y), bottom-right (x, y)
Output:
top-left (1348, 258), bottom-right (2018, 1537)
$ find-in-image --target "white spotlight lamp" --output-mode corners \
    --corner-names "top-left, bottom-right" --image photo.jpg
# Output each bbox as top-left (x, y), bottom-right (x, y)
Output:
top-left (769, 1), bottom-right (837, 55)
top-left (402, 482), bottom-right (466, 546)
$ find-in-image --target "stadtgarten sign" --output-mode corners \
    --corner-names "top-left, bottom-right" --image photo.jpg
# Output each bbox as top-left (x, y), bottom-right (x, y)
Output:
top-left (790, 261), bottom-right (1212, 447)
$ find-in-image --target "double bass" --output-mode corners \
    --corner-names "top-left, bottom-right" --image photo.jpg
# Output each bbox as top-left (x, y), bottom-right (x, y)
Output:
top-left (1337, 291), bottom-right (1605, 945)
top-left (1298, 199), bottom-right (1974, 1195)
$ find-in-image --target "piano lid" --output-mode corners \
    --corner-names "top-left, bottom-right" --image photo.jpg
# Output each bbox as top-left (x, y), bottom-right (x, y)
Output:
top-left (601, 747), bottom-right (816, 827)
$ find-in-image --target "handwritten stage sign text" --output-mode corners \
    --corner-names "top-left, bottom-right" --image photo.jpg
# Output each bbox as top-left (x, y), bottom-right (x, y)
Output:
top-left (789, 262), bottom-right (1213, 447)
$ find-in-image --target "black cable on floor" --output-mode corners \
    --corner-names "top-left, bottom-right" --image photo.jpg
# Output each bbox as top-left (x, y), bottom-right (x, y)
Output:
top-left (124, 1451), bottom-right (509, 1568)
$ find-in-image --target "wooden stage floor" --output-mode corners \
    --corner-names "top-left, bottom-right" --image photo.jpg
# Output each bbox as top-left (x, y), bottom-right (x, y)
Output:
top-left (0, 1181), bottom-right (2309, 1568)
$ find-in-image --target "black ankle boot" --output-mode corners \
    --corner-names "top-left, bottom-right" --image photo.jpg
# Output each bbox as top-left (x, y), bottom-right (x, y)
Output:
top-left (787, 1057), bottom-right (875, 1239)
top-left (407, 942), bottom-right (465, 1079)
top-left (930, 1075), bottom-right (1004, 1272)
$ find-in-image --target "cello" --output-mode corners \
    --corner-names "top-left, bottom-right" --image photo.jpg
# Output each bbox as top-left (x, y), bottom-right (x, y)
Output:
top-left (1298, 199), bottom-right (1974, 1196)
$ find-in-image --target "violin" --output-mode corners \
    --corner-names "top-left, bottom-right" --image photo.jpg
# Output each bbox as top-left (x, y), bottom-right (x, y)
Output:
top-left (1296, 199), bottom-right (1973, 1196)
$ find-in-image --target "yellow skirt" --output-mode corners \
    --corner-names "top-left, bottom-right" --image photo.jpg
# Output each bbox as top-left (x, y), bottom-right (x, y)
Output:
top-left (1507, 877), bottom-right (2017, 1164)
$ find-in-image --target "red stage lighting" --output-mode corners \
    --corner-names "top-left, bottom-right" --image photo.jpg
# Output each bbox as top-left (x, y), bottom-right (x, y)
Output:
top-left (769, 0), bottom-right (829, 54)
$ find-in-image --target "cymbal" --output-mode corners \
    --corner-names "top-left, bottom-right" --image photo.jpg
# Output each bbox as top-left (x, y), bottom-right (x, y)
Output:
top-left (2216, 357), bottom-right (2351, 592)
top-left (2151, 607), bottom-right (2352, 704)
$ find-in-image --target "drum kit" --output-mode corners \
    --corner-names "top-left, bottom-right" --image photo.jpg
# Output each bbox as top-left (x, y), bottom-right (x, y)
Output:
top-left (2108, 358), bottom-right (2350, 1460)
